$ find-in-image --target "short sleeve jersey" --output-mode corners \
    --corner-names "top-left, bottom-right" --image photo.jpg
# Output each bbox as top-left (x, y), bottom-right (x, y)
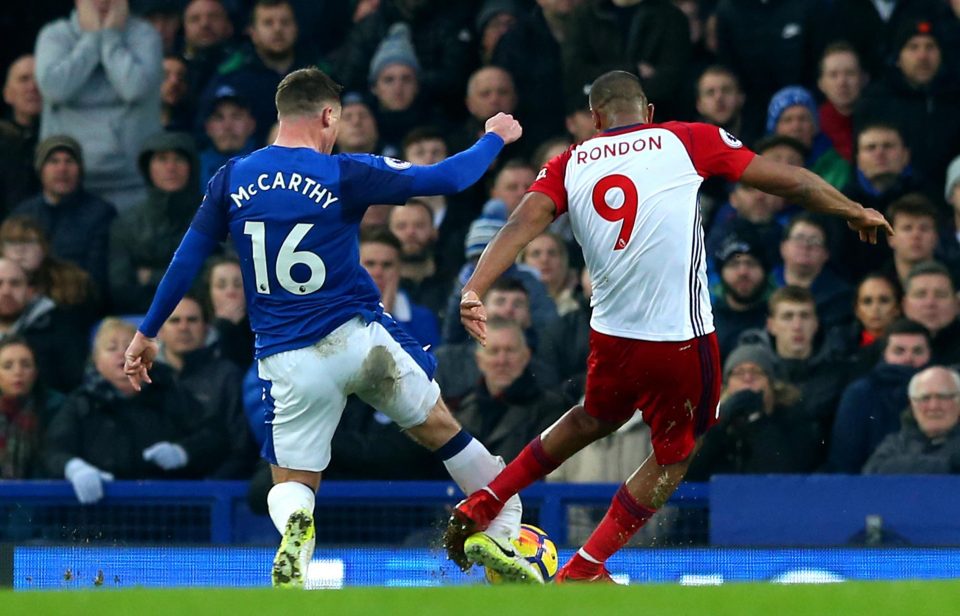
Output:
top-left (528, 122), bottom-right (755, 341)
top-left (190, 147), bottom-right (430, 358)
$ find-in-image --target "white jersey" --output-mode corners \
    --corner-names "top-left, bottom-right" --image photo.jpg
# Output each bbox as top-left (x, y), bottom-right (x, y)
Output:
top-left (529, 122), bottom-right (755, 341)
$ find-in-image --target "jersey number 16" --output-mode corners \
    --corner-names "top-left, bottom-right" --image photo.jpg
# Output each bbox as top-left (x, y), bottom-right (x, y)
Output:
top-left (244, 221), bottom-right (327, 295)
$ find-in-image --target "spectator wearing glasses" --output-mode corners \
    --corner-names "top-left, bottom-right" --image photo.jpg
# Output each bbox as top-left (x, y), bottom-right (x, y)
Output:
top-left (863, 366), bottom-right (960, 475)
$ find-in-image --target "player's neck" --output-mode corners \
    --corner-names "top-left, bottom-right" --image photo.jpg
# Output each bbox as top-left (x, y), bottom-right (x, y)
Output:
top-left (601, 112), bottom-right (648, 132)
top-left (273, 122), bottom-right (335, 154)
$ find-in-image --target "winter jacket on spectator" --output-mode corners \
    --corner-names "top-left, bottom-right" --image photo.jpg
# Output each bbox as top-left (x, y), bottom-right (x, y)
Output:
top-left (536, 297), bottom-right (591, 403)
top-left (158, 344), bottom-right (256, 480)
top-left (686, 388), bottom-right (822, 479)
top-left (456, 368), bottom-right (567, 462)
top-left (0, 385), bottom-right (64, 479)
top-left (1, 296), bottom-right (87, 394)
top-left (35, 11), bottom-right (162, 208)
top-left (827, 362), bottom-right (917, 473)
top-left (328, 0), bottom-right (477, 122)
top-left (109, 131), bottom-right (203, 314)
top-left (13, 189), bottom-right (116, 294)
top-left (863, 415), bottom-right (960, 475)
top-left (0, 119), bottom-right (39, 219)
top-left (43, 365), bottom-right (222, 479)
top-left (562, 0), bottom-right (691, 120)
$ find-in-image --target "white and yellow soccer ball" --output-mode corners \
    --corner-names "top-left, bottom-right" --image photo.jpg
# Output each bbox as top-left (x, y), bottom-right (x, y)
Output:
top-left (485, 523), bottom-right (560, 584)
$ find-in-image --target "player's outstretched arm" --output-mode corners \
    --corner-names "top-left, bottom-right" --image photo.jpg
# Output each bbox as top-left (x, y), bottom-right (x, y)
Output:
top-left (461, 191), bottom-right (555, 345)
top-left (739, 155), bottom-right (894, 244)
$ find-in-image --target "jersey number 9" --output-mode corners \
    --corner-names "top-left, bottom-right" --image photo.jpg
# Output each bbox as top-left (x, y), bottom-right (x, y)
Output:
top-left (591, 174), bottom-right (638, 251)
top-left (244, 221), bottom-right (327, 295)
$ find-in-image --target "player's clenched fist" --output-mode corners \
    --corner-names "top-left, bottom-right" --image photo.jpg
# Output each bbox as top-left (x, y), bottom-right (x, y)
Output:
top-left (485, 112), bottom-right (522, 145)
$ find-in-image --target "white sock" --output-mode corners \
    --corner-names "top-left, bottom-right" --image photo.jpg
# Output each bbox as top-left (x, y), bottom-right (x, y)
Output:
top-left (267, 481), bottom-right (316, 535)
top-left (578, 548), bottom-right (602, 564)
top-left (442, 437), bottom-right (522, 542)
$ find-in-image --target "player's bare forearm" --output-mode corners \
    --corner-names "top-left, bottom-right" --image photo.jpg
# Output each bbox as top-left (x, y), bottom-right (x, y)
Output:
top-left (740, 156), bottom-right (893, 242)
top-left (463, 192), bottom-right (556, 298)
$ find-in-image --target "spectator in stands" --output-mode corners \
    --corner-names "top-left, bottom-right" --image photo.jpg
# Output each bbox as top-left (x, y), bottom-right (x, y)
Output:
top-left (442, 203), bottom-right (556, 344)
top-left (180, 0), bottom-right (235, 99)
top-left (388, 199), bottom-right (450, 318)
top-left (537, 267), bottom-right (592, 403)
top-left (711, 230), bottom-right (771, 361)
top-left (518, 231), bottom-right (579, 316)
top-left (856, 18), bottom-right (960, 191)
top-left (833, 122), bottom-right (928, 282)
top-left (713, 0), bottom-right (819, 135)
top-left (843, 273), bottom-right (902, 374)
top-left (489, 159), bottom-right (536, 216)
top-left (449, 66), bottom-right (520, 162)
top-left (766, 86), bottom-right (850, 189)
top-left (775, 214), bottom-right (853, 329)
top-left (738, 285), bottom-right (848, 444)
top-left (901, 261), bottom-right (960, 366)
top-left (199, 85), bottom-right (257, 188)
top-left (686, 343), bottom-right (821, 480)
top-left (140, 1), bottom-right (181, 55)
top-left (704, 182), bottom-right (784, 270)
top-left (35, 0), bottom-right (163, 211)
top-left (44, 318), bottom-right (220, 504)
top-left (12, 135), bottom-right (116, 295)
top-left (0, 216), bottom-right (100, 324)
top-left (203, 254), bottom-right (254, 369)
top-left (110, 131), bottom-right (201, 314)
top-left (198, 0), bottom-right (308, 145)
top-left (160, 54), bottom-right (193, 131)
top-left (816, 42), bottom-right (866, 163)
top-left (367, 23), bottom-right (432, 154)
top-left (360, 227), bottom-right (440, 350)
top-left (0, 259), bottom-right (87, 393)
top-left (328, 0), bottom-right (476, 121)
top-left (455, 317), bottom-right (567, 462)
top-left (754, 134), bottom-right (806, 169)
top-left (476, 0), bottom-right (521, 65)
top-left (436, 278), bottom-right (558, 404)
top-left (562, 0), bottom-right (691, 121)
top-left (334, 92), bottom-right (382, 156)
top-left (0, 55), bottom-right (42, 217)
top-left (864, 365), bottom-right (960, 475)
top-left (489, 0), bottom-right (575, 155)
top-left (828, 318), bottom-right (931, 474)
top-left (945, 155), bottom-right (960, 256)
top-left (694, 65), bottom-right (753, 147)
top-left (157, 295), bottom-right (255, 479)
top-left (882, 194), bottom-right (947, 287)
top-left (0, 337), bottom-right (64, 479)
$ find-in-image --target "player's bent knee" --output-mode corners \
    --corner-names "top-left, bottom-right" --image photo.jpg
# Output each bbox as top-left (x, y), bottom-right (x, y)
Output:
top-left (271, 465), bottom-right (322, 491)
top-left (568, 405), bottom-right (622, 439)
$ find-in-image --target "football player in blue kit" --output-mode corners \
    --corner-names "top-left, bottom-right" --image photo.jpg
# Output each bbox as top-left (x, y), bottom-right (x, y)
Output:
top-left (122, 68), bottom-right (540, 587)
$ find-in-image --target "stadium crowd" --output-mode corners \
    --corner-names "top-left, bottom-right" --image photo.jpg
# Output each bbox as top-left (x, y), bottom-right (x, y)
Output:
top-left (1, 0), bottom-right (960, 519)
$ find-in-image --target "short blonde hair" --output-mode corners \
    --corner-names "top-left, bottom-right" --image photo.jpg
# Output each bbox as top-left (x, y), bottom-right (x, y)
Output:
top-left (93, 318), bottom-right (137, 355)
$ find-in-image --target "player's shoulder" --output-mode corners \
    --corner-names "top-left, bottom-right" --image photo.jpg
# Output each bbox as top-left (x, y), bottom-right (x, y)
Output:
top-left (338, 152), bottom-right (414, 172)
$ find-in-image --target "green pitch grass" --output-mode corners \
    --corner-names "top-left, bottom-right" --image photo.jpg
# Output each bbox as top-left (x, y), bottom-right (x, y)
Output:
top-left (2, 580), bottom-right (957, 616)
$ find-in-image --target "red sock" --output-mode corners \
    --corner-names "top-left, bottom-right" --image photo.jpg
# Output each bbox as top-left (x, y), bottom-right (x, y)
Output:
top-left (487, 435), bottom-right (561, 501)
top-left (581, 484), bottom-right (656, 563)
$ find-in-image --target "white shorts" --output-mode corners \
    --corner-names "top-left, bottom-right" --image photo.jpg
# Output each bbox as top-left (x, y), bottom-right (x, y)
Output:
top-left (258, 316), bottom-right (441, 472)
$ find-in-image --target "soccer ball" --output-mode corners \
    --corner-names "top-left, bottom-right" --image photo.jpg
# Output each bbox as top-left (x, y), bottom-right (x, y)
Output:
top-left (485, 524), bottom-right (560, 583)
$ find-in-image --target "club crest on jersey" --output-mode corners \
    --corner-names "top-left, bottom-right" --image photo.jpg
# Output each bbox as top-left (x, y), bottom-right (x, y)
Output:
top-left (719, 128), bottom-right (743, 149)
top-left (384, 157), bottom-right (413, 170)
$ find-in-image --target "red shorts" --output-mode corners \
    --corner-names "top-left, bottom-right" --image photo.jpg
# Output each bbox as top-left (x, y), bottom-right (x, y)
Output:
top-left (583, 330), bottom-right (721, 466)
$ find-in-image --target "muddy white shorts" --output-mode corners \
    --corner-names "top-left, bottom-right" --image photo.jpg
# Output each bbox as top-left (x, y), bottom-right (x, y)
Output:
top-left (258, 315), bottom-right (440, 472)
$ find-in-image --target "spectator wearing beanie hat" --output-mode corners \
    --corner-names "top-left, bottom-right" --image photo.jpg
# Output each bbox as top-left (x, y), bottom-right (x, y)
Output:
top-left (856, 18), bottom-right (960, 191)
top-left (367, 23), bottom-right (431, 156)
top-left (766, 85), bottom-right (850, 189)
top-left (711, 230), bottom-right (773, 361)
top-left (11, 135), bottom-right (116, 294)
top-left (686, 340), bottom-right (821, 479)
top-left (475, 0), bottom-right (521, 65)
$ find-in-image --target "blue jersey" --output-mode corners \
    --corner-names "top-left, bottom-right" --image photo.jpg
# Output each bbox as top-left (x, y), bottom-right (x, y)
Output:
top-left (140, 133), bottom-right (504, 358)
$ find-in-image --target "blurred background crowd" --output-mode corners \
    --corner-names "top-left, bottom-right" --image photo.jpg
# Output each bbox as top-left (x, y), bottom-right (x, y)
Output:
top-left (1, 0), bottom-right (960, 512)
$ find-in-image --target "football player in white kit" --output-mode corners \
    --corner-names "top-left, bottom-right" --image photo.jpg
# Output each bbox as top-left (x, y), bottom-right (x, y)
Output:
top-left (444, 70), bottom-right (893, 582)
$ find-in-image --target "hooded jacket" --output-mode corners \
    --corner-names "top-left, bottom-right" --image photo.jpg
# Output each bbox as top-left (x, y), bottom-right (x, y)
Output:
top-left (108, 131), bottom-right (204, 313)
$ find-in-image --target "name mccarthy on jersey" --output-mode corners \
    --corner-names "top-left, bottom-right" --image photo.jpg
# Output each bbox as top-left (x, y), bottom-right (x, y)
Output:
top-left (229, 171), bottom-right (340, 209)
